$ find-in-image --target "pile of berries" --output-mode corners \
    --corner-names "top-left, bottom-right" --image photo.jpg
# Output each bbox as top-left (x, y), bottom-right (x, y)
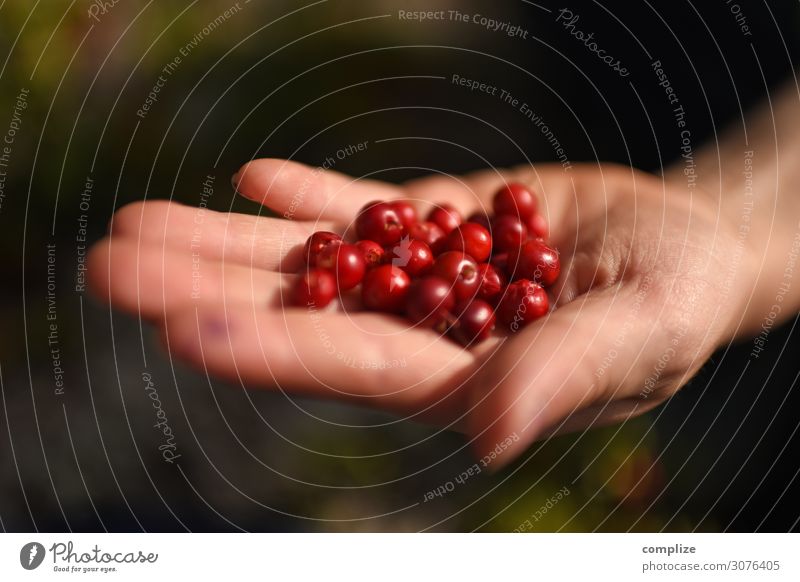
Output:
top-left (289, 182), bottom-right (560, 346)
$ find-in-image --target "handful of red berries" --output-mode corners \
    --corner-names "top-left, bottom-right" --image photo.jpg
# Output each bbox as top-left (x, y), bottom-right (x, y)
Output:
top-left (289, 182), bottom-right (561, 346)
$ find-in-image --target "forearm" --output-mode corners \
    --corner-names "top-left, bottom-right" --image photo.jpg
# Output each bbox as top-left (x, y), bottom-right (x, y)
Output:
top-left (666, 76), bottom-right (800, 339)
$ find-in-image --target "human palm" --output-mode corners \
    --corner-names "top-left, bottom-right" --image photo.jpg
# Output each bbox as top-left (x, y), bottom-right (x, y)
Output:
top-left (89, 160), bottom-right (744, 467)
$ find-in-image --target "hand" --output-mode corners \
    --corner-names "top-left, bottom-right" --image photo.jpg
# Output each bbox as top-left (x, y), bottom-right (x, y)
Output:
top-left (88, 160), bottom-right (749, 468)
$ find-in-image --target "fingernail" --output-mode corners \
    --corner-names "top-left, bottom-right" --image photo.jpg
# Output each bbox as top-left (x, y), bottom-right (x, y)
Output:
top-left (230, 171), bottom-right (240, 192)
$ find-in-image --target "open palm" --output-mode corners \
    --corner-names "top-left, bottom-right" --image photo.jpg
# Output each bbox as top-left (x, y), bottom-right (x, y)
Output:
top-left (89, 159), bottom-right (744, 467)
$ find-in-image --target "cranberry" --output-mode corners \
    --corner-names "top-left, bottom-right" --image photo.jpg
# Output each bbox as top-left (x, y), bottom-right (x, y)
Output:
top-left (466, 211), bottom-right (492, 231)
top-left (444, 223), bottom-right (492, 262)
top-left (492, 215), bottom-right (527, 253)
top-left (493, 182), bottom-right (537, 220)
top-left (391, 201), bottom-right (418, 230)
top-left (450, 299), bottom-right (496, 345)
top-left (507, 239), bottom-right (560, 286)
top-left (405, 276), bottom-right (455, 330)
top-left (290, 268), bottom-right (336, 308)
top-left (431, 251), bottom-right (480, 301)
top-left (316, 243), bottom-right (366, 291)
top-left (496, 279), bottom-right (548, 330)
top-left (361, 265), bottom-right (411, 312)
top-left (476, 263), bottom-right (505, 301)
top-left (356, 202), bottom-right (404, 246)
top-left (427, 204), bottom-right (462, 234)
top-left (527, 213), bottom-right (549, 240)
top-left (304, 231), bottom-right (342, 266)
top-left (408, 221), bottom-right (446, 255)
top-left (356, 240), bottom-right (385, 268)
top-left (385, 237), bottom-right (433, 277)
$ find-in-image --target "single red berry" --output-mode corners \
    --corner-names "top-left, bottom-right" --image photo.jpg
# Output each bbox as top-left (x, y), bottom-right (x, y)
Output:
top-left (492, 215), bottom-right (528, 253)
top-left (390, 201), bottom-right (418, 230)
top-left (466, 211), bottom-right (492, 231)
top-left (304, 231), bottom-right (342, 266)
top-left (450, 299), bottom-right (496, 345)
top-left (476, 263), bottom-right (505, 301)
top-left (431, 251), bottom-right (480, 301)
top-left (444, 223), bottom-right (492, 262)
top-left (361, 265), bottom-right (411, 312)
top-left (527, 213), bottom-right (549, 240)
top-left (290, 268), bottom-right (336, 308)
top-left (385, 237), bottom-right (433, 277)
top-left (408, 221), bottom-right (446, 255)
top-left (507, 239), bottom-right (560, 286)
top-left (427, 204), bottom-right (462, 234)
top-left (356, 201), bottom-right (404, 246)
top-left (356, 240), bottom-right (385, 268)
top-left (316, 243), bottom-right (366, 291)
top-left (405, 276), bottom-right (455, 330)
top-left (496, 279), bottom-right (548, 330)
top-left (493, 182), bottom-right (537, 220)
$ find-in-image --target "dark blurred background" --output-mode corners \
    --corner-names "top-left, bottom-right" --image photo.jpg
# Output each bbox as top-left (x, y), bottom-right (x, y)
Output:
top-left (1, 0), bottom-right (798, 531)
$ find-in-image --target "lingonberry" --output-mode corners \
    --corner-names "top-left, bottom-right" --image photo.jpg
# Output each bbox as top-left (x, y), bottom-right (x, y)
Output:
top-left (304, 231), bottom-right (342, 266)
top-left (391, 201), bottom-right (418, 230)
top-left (385, 237), bottom-right (433, 277)
top-left (493, 182), bottom-right (537, 220)
top-left (491, 215), bottom-right (527, 253)
top-left (507, 239), bottom-right (560, 286)
top-left (444, 223), bottom-right (492, 262)
top-left (316, 243), bottom-right (366, 291)
top-left (356, 240), bottom-right (385, 268)
top-left (466, 211), bottom-right (492, 231)
top-left (361, 265), bottom-right (411, 312)
top-left (408, 221), bottom-right (446, 255)
top-left (290, 268), bottom-right (336, 308)
top-left (431, 251), bottom-right (480, 301)
top-left (496, 279), bottom-right (548, 330)
top-left (427, 204), bottom-right (462, 234)
top-left (356, 202), bottom-right (404, 246)
top-left (405, 276), bottom-right (455, 330)
top-left (450, 299), bottom-right (496, 345)
top-left (476, 263), bottom-right (505, 301)
top-left (527, 213), bottom-right (549, 240)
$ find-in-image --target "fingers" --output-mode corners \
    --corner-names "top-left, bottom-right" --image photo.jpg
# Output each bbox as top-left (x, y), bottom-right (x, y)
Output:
top-left (87, 237), bottom-right (285, 320)
top-left (233, 158), bottom-right (404, 222)
top-left (111, 200), bottom-right (336, 272)
top-left (465, 287), bottom-right (666, 470)
top-left (162, 304), bottom-right (475, 417)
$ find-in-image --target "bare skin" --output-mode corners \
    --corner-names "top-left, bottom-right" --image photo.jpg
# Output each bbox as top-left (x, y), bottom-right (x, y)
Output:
top-left (88, 79), bottom-right (800, 469)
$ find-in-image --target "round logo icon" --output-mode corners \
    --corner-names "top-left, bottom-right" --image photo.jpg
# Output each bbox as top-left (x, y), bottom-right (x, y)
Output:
top-left (19, 542), bottom-right (45, 570)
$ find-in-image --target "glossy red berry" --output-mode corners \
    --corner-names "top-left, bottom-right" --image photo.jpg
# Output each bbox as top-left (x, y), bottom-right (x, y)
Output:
top-left (356, 202), bottom-right (404, 246)
top-left (450, 299), bottom-right (496, 345)
top-left (385, 237), bottom-right (433, 277)
top-left (496, 279), bottom-right (548, 330)
top-left (431, 251), bottom-right (480, 301)
top-left (361, 265), bottom-right (411, 312)
top-left (476, 263), bottom-right (505, 301)
top-left (290, 268), bottom-right (336, 308)
top-left (427, 204), bottom-right (462, 234)
top-left (391, 201), bottom-right (418, 230)
top-left (405, 276), bottom-right (455, 329)
top-left (527, 213), bottom-right (549, 240)
top-left (304, 231), bottom-right (342, 266)
top-left (492, 215), bottom-right (527, 253)
top-left (444, 223), bottom-right (492, 262)
top-left (408, 221), bottom-right (446, 255)
top-left (493, 182), bottom-right (537, 220)
top-left (356, 240), bottom-right (385, 268)
top-left (507, 239), bottom-right (560, 286)
top-left (466, 211), bottom-right (492, 231)
top-left (316, 243), bottom-right (366, 291)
